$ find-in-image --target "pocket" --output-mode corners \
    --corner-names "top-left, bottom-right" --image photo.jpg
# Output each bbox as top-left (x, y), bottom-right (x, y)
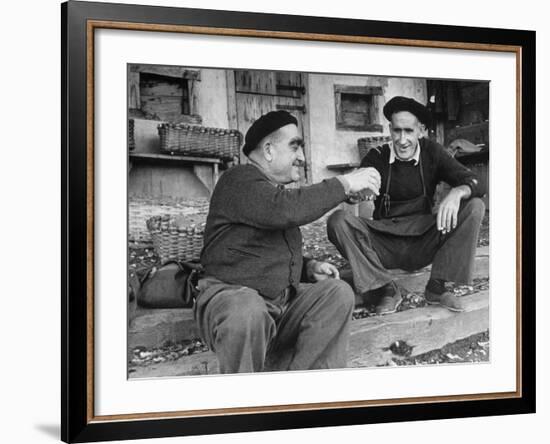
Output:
top-left (366, 214), bottom-right (435, 236)
top-left (383, 195), bottom-right (430, 218)
top-left (227, 247), bottom-right (261, 258)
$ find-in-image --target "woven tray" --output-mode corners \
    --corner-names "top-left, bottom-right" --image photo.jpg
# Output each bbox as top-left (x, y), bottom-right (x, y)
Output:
top-left (146, 214), bottom-right (207, 263)
top-left (129, 197), bottom-right (209, 244)
top-left (357, 135), bottom-right (391, 160)
top-left (158, 123), bottom-right (242, 161)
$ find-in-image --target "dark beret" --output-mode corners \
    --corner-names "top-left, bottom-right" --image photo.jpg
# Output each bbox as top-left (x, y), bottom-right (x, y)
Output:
top-left (242, 110), bottom-right (298, 156)
top-left (383, 96), bottom-right (431, 126)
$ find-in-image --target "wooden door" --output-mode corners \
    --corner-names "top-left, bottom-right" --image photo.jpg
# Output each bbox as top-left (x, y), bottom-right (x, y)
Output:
top-left (234, 70), bottom-right (310, 185)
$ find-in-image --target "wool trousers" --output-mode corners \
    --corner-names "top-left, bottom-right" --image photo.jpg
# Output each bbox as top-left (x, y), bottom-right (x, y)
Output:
top-left (194, 277), bottom-right (355, 374)
top-left (326, 197), bottom-right (485, 294)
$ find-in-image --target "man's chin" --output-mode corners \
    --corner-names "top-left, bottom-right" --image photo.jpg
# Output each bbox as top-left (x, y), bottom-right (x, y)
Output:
top-left (396, 150), bottom-right (414, 161)
top-left (289, 176), bottom-right (300, 184)
top-left (291, 167), bottom-right (302, 181)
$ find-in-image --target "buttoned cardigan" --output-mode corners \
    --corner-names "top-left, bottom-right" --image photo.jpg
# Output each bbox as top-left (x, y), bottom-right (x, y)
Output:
top-left (200, 164), bottom-right (347, 300)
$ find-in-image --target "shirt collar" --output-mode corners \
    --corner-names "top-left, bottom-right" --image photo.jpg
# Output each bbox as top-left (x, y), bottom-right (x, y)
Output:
top-left (247, 160), bottom-right (282, 188)
top-left (389, 140), bottom-right (421, 165)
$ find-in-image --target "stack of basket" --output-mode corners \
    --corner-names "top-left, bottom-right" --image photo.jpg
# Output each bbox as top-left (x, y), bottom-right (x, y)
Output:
top-left (158, 123), bottom-right (242, 161)
top-left (129, 197), bottom-right (209, 245)
top-left (357, 135), bottom-right (392, 160)
top-left (146, 213), bottom-right (207, 263)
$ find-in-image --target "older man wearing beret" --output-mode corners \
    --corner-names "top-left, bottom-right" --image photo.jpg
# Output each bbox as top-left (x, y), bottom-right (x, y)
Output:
top-left (327, 96), bottom-right (486, 315)
top-left (196, 110), bottom-right (381, 374)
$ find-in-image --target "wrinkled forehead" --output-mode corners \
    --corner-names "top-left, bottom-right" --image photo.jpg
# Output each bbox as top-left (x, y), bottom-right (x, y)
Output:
top-left (390, 111), bottom-right (421, 128)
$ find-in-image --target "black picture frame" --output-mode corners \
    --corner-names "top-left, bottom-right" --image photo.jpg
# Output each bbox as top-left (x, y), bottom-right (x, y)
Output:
top-left (61, 1), bottom-right (536, 442)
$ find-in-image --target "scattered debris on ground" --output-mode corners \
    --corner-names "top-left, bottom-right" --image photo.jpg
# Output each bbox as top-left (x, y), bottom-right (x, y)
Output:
top-left (352, 276), bottom-right (489, 319)
top-left (478, 213), bottom-right (489, 247)
top-left (128, 338), bottom-right (209, 373)
top-left (383, 340), bottom-right (415, 357)
top-left (386, 330), bottom-right (490, 366)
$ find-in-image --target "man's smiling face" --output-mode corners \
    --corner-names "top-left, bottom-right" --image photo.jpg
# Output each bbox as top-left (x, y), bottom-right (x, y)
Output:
top-left (390, 111), bottom-right (423, 161)
top-left (265, 124), bottom-right (305, 184)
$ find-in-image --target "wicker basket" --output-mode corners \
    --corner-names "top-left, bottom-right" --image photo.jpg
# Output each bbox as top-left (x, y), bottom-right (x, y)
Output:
top-left (129, 197), bottom-right (209, 244)
top-left (146, 213), bottom-right (207, 263)
top-left (357, 135), bottom-right (392, 160)
top-left (158, 123), bottom-right (242, 161)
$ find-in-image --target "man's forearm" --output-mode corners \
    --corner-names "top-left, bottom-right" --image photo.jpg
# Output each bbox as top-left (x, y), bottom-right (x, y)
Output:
top-left (451, 184), bottom-right (472, 200)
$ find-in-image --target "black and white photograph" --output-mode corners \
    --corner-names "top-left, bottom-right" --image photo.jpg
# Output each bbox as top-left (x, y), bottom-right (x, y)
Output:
top-left (56, 1), bottom-right (536, 441)
top-left (127, 65), bottom-right (490, 378)
top-left (1, 0), bottom-right (546, 442)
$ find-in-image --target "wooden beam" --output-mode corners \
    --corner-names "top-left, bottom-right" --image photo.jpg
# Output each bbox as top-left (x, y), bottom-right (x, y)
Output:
top-left (225, 70), bottom-right (238, 129)
top-left (334, 85), bottom-right (383, 95)
top-left (326, 162), bottom-right (360, 170)
top-left (128, 71), bottom-right (140, 109)
top-left (129, 64), bottom-right (201, 80)
top-left (129, 152), bottom-right (222, 164)
top-left (302, 74), bottom-right (312, 183)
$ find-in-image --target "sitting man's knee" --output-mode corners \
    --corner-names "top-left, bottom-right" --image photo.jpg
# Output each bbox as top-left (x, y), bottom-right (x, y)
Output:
top-left (327, 209), bottom-right (354, 235)
top-left (221, 291), bottom-right (270, 329)
top-left (327, 209), bottom-right (345, 230)
top-left (319, 278), bottom-right (355, 310)
top-left (471, 197), bottom-right (486, 214)
top-left (464, 197), bottom-right (486, 219)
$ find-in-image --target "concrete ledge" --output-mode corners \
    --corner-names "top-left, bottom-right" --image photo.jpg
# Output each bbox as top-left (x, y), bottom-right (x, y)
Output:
top-left (129, 308), bottom-right (199, 350)
top-left (129, 290), bottom-right (488, 378)
top-left (348, 290), bottom-right (489, 368)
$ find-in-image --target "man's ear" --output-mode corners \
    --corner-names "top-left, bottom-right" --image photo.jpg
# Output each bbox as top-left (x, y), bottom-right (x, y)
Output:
top-left (262, 141), bottom-right (273, 162)
top-left (419, 123), bottom-right (427, 138)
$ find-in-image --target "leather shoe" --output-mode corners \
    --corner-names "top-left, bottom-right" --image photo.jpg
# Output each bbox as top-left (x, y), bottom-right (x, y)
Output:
top-left (375, 281), bottom-right (403, 315)
top-left (425, 289), bottom-right (465, 312)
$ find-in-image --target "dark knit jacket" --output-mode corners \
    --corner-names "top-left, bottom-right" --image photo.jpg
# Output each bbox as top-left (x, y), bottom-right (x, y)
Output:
top-left (200, 164), bottom-right (348, 300)
top-left (361, 137), bottom-right (486, 219)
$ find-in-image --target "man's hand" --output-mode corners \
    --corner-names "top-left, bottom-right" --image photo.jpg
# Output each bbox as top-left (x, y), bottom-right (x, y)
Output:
top-left (306, 260), bottom-right (340, 282)
top-left (437, 185), bottom-right (471, 234)
top-left (343, 167), bottom-right (381, 195)
top-left (346, 188), bottom-right (377, 204)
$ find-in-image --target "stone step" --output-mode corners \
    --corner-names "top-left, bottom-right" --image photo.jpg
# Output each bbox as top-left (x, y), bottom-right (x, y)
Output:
top-left (129, 247), bottom-right (489, 352)
top-left (129, 307), bottom-right (198, 351)
top-left (348, 289), bottom-right (488, 367)
top-left (129, 289), bottom-right (488, 378)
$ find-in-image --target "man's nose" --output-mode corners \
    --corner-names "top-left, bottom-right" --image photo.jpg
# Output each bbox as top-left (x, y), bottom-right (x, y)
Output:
top-left (296, 147), bottom-right (305, 161)
top-left (399, 132), bottom-right (407, 143)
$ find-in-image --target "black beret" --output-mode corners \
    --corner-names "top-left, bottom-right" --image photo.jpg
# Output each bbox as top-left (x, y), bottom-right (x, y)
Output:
top-left (242, 110), bottom-right (298, 156)
top-left (383, 96), bottom-right (431, 126)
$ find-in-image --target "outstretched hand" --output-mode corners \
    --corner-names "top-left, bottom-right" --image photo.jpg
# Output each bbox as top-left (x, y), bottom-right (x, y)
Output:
top-left (307, 260), bottom-right (340, 282)
top-left (344, 167), bottom-right (381, 195)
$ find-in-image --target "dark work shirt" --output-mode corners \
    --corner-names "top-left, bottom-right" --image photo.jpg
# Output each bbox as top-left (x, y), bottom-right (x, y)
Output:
top-left (387, 160), bottom-right (424, 201)
top-left (360, 137), bottom-right (485, 218)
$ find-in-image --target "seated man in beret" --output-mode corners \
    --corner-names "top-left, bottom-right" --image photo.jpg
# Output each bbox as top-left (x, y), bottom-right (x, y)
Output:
top-left (327, 96), bottom-right (486, 315)
top-left (196, 110), bottom-right (381, 374)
